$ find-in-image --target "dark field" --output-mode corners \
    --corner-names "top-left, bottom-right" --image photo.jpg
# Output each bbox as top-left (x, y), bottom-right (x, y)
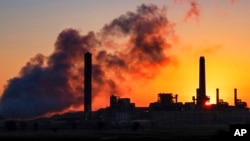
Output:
top-left (0, 124), bottom-right (230, 140)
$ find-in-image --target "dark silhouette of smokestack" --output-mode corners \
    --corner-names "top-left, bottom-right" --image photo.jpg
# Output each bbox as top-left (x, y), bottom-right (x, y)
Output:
top-left (197, 56), bottom-right (207, 108)
top-left (216, 88), bottom-right (219, 105)
top-left (234, 88), bottom-right (237, 106)
top-left (84, 52), bottom-right (92, 118)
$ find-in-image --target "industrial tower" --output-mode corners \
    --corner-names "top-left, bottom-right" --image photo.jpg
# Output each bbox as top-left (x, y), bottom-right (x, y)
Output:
top-left (196, 56), bottom-right (209, 109)
top-left (84, 52), bottom-right (92, 118)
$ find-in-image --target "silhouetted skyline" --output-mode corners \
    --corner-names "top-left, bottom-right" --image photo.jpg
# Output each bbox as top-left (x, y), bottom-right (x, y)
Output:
top-left (1, 1), bottom-right (250, 120)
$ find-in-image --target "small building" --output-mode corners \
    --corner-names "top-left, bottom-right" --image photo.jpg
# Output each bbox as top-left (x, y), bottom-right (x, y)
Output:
top-left (149, 93), bottom-right (183, 111)
top-left (104, 95), bottom-right (135, 122)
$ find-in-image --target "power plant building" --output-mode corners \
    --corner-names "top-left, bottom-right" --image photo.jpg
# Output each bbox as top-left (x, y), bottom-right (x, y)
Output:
top-left (23, 55), bottom-right (250, 131)
top-left (97, 56), bottom-right (249, 124)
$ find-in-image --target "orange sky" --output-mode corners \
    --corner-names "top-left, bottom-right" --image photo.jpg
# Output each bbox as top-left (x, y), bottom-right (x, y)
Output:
top-left (0, 0), bottom-right (250, 115)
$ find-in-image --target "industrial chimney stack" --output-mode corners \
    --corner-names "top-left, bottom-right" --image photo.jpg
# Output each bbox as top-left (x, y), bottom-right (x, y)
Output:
top-left (234, 88), bottom-right (237, 106)
top-left (216, 88), bottom-right (219, 105)
top-left (84, 52), bottom-right (92, 119)
top-left (197, 56), bottom-right (208, 108)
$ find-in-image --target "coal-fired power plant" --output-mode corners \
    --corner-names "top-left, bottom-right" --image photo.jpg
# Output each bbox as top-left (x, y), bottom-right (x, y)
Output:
top-left (0, 4), bottom-right (249, 130)
top-left (84, 52), bottom-right (92, 118)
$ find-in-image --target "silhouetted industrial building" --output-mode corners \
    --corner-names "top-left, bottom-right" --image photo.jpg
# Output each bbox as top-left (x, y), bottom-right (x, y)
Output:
top-left (149, 93), bottom-right (182, 111)
top-left (215, 88), bottom-right (229, 110)
top-left (95, 56), bottom-right (250, 125)
top-left (1, 55), bottom-right (250, 133)
top-left (104, 95), bottom-right (136, 121)
top-left (84, 52), bottom-right (92, 118)
top-left (234, 88), bottom-right (247, 109)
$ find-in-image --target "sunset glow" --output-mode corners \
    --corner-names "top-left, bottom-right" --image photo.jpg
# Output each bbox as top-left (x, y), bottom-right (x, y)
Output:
top-left (0, 0), bottom-right (250, 119)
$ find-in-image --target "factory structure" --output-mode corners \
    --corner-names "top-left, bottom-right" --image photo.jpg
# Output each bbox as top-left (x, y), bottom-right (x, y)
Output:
top-left (1, 53), bottom-right (249, 132)
top-left (80, 52), bottom-right (250, 126)
top-left (84, 55), bottom-right (250, 125)
top-left (0, 53), bottom-right (248, 138)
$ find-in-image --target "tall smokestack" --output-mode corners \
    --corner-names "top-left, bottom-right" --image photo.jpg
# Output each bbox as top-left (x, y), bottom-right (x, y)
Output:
top-left (216, 88), bottom-right (219, 105)
top-left (84, 52), bottom-right (92, 117)
top-left (197, 56), bottom-right (206, 108)
top-left (234, 88), bottom-right (237, 106)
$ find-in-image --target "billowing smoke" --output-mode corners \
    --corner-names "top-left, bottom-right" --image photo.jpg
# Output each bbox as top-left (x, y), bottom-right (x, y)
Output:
top-left (100, 3), bottom-right (174, 79)
top-left (0, 30), bottom-right (93, 119)
top-left (184, 1), bottom-right (200, 22)
top-left (176, 0), bottom-right (239, 22)
top-left (174, 0), bottom-right (200, 22)
top-left (0, 3), bottom-right (176, 119)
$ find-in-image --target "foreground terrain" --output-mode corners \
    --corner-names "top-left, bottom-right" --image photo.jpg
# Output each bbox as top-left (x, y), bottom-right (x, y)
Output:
top-left (0, 124), bottom-right (231, 140)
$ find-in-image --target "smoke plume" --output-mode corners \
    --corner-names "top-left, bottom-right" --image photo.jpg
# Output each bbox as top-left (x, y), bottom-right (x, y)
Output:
top-left (230, 0), bottom-right (239, 5)
top-left (174, 0), bottom-right (200, 22)
top-left (184, 1), bottom-right (200, 22)
top-left (0, 3), bottom-right (176, 119)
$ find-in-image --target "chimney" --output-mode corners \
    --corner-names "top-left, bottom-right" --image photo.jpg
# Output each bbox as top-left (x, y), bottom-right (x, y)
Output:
top-left (234, 88), bottom-right (237, 106)
top-left (216, 88), bottom-right (219, 105)
top-left (84, 52), bottom-right (92, 118)
top-left (197, 56), bottom-right (206, 108)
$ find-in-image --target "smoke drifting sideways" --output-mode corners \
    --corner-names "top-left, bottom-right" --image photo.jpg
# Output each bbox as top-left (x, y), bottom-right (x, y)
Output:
top-left (0, 3), bottom-right (177, 119)
top-left (174, 0), bottom-right (200, 22)
top-left (175, 0), bottom-right (239, 22)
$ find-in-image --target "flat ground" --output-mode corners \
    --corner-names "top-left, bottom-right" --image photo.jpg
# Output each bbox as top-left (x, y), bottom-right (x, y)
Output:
top-left (0, 124), bottom-right (230, 140)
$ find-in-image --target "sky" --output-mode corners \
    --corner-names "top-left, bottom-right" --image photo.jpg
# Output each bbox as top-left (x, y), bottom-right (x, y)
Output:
top-left (0, 0), bottom-right (250, 119)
